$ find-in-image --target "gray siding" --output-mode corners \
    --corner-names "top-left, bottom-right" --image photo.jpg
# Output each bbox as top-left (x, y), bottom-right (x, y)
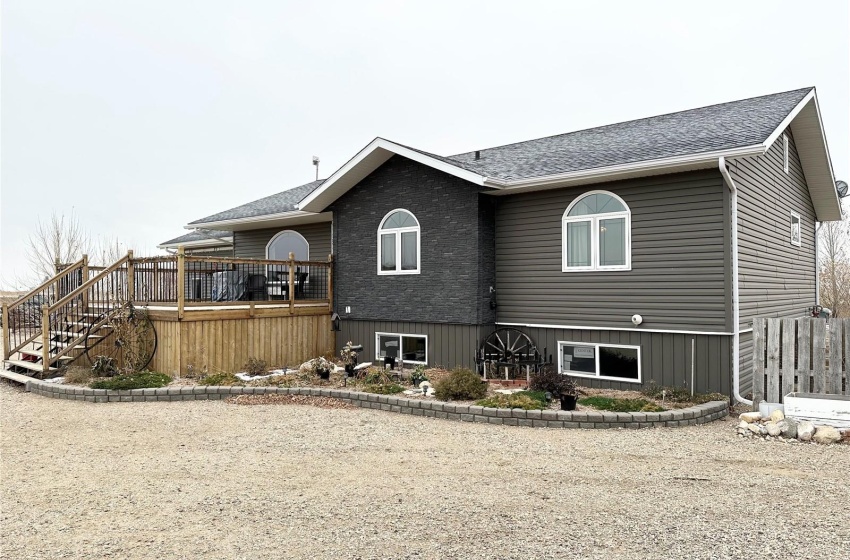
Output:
top-left (331, 156), bottom-right (496, 325)
top-left (338, 319), bottom-right (493, 370)
top-left (729, 129), bottom-right (817, 331)
top-left (512, 326), bottom-right (731, 395)
top-left (495, 170), bottom-right (729, 332)
top-left (233, 222), bottom-right (332, 261)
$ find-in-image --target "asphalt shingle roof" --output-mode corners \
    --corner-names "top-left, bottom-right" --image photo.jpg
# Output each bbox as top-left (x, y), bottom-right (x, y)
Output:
top-left (447, 87), bottom-right (812, 181)
top-left (159, 229), bottom-right (232, 246)
top-left (188, 179), bottom-right (325, 225)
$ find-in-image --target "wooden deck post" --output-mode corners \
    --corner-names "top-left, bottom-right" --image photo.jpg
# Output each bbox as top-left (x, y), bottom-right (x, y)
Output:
top-left (41, 305), bottom-right (50, 373)
top-left (327, 254), bottom-right (334, 312)
top-left (288, 252), bottom-right (295, 314)
top-left (127, 250), bottom-right (135, 303)
top-left (80, 254), bottom-right (90, 311)
top-left (177, 246), bottom-right (185, 320)
top-left (2, 304), bottom-right (10, 360)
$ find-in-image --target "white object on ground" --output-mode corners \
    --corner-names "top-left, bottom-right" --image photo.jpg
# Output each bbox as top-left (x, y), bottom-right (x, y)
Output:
top-left (41, 377), bottom-right (65, 384)
top-left (235, 369), bottom-right (288, 382)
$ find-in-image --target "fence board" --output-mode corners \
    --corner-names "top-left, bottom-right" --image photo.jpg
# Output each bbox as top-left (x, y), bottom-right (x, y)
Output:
top-left (812, 320), bottom-right (827, 394)
top-left (828, 320), bottom-right (843, 395)
top-left (752, 318), bottom-right (765, 405)
top-left (845, 318), bottom-right (850, 396)
top-left (765, 318), bottom-right (781, 403)
top-left (781, 318), bottom-right (796, 397)
top-left (797, 319), bottom-right (811, 392)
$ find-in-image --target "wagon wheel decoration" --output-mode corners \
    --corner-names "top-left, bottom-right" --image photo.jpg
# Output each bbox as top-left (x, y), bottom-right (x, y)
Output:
top-left (85, 305), bottom-right (157, 374)
top-left (477, 328), bottom-right (540, 379)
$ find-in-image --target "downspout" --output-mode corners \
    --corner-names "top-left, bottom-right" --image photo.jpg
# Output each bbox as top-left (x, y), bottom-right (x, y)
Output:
top-left (719, 157), bottom-right (751, 405)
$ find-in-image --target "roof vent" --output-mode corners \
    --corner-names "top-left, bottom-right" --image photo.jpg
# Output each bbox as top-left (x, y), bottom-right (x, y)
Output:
top-left (837, 180), bottom-right (848, 198)
top-left (474, 150), bottom-right (481, 160)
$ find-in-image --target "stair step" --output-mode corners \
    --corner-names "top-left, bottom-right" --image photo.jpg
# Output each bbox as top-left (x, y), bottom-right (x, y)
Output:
top-left (3, 359), bottom-right (55, 373)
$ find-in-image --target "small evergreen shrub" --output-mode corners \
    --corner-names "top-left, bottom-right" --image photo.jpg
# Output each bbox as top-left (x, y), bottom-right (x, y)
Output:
top-left (90, 371), bottom-right (171, 390)
top-left (433, 368), bottom-right (487, 401)
top-left (476, 392), bottom-right (546, 410)
top-left (198, 372), bottom-right (244, 386)
top-left (578, 396), bottom-right (666, 413)
top-left (363, 383), bottom-right (405, 395)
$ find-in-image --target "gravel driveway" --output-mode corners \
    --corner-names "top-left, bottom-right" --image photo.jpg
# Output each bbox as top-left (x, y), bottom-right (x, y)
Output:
top-left (1, 381), bottom-right (848, 559)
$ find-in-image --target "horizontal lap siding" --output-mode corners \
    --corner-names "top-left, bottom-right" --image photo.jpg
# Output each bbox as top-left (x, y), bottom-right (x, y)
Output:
top-left (516, 326), bottom-right (731, 394)
top-left (234, 222), bottom-right (332, 261)
top-left (339, 319), bottom-right (492, 370)
top-left (730, 129), bottom-right (816, 331)
top-left (495, 170), bottom-right (728, 332)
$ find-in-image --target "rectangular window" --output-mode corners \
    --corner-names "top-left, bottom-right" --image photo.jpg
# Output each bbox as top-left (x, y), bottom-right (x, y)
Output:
top-left (790, 212), bottom-right (801, 246)
top-left (376, 332), bottom-right (427, 364)
top-left (783, 133), bottom-right (789, 174)
top-left (566, 221), bottom-right (592, 267)
top-left (380, 234), bottom-right (396, 271)
top-left (558, 341), bottom-right (641, 383)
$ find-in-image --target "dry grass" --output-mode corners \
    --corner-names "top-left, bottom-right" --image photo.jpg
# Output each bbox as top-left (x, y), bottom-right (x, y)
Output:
top-left (62, 366), bottom-right (92, 385)
top-left (225, 394), bottom-right (356, 409)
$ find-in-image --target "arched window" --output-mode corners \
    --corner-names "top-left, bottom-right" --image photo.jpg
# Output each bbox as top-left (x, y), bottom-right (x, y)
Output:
top-left (378, 209), bottom-right (420, 274)
top-left (266, 230), bottom-right (309, 261)
top-left (562, 191), bottom-right (631, 272)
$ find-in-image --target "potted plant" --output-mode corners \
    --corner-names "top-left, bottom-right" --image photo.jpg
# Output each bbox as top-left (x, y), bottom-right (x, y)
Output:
top-left (529, 366), bottom-right (578, 411)
top-left (410, 364), bottom-right (428, 387)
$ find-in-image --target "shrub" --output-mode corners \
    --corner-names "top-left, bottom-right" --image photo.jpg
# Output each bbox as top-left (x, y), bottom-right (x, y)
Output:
top-left (578, 396), bottom-right (665, 413)
top-left (63, 366), bottom-right (92, 385)
top-left (363, 383), bottom-right (405, 395)
top-left (90, 371), bottom-right (171, 390)
top-left (244, 358), bottom-right (268, 376)
top-left (198, 372), bottom-right (244, 386)
top-left (91, 355), bottom-right (118, 377)
top-left (434, 368), bottom-right (487, 401)
top-left (476, 392), bottom-right (546, 410)
top-left (529, 366), bottom-right (577, 398)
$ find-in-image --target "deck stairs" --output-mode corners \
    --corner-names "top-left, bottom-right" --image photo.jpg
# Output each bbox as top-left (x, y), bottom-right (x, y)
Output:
top-left (2, 254), bottom-right (130, 377)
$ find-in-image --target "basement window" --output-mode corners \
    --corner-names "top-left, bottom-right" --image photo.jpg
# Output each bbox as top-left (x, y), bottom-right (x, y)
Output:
top-left (376, 332), bottom-right (427, 364)
top-left (783, 133), bottom-right (789, 174)
top-left (558, 341), bottom-right (641, 383)
top-left (790, 213), bottom-right (801, 247)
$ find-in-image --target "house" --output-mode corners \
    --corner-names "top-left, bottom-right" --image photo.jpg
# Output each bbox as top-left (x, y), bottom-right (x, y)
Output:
top-left (158, 229), bottom-right (234, 256)
top-left (188, 87), bottom-right (849, 397)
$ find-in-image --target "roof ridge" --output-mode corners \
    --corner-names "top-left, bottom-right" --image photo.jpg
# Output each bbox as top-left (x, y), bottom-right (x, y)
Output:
top-left (447, 87), bottom-right (813, 158)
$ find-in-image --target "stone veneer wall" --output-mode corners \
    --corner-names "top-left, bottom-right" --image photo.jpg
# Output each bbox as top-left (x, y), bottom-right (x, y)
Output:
top-left (24, 380), bottom-right (728, 429)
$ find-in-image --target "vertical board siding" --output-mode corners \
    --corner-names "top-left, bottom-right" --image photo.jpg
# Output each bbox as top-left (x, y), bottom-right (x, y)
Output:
top-left (340, 319), bottom-right (731, 394)
top-left (730, 129), bottom-right (817, 330)
top-left (234, 222), bottom-right (332, 261)
top-left (494, 170), bottom-right (729, 332)
top-left (149, 314), bottom-right (334, 376)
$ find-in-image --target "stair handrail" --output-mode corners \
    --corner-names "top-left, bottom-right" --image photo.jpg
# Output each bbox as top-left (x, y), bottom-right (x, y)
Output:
top-left (3, 256), bottom-right (88, 360)
top-left (47, 254), bottom-right (130, 313)
top-left (6, 257), bottom-right (86, 312)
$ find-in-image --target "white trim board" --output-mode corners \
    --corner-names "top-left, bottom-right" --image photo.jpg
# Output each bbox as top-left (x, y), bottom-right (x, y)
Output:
top-left (496, 322), bottom-right (735, 336)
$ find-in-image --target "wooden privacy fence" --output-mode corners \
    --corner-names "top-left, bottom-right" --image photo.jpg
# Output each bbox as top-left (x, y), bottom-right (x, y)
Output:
top-left (752, 317), bottom-right (850, 404)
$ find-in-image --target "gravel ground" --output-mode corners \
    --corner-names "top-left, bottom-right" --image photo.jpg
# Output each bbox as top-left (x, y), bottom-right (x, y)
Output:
top-left (1, 381), bottom-right (848, 560)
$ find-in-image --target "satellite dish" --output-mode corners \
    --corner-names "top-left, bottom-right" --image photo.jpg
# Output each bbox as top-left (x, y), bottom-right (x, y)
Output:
top-left (836, 180), bottom-right (848, 198)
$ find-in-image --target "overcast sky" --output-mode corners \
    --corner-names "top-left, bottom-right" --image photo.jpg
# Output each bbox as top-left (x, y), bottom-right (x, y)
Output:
top-left (2, 0), bottom-right (848, 287)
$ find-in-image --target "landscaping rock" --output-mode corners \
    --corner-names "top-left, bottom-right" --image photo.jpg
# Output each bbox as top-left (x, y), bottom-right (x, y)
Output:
top-left (740, 412), bottom-right (762, 423)
top-left (299, 357), bottom-right (335, 373)
top-left (780, 418), bottom-right (798, 439)
top-left (747, 423), bottom-right (764, 435)
top-left (737, 420), bottom-right (749, 430)
top-left (797, 421), bottom-right (815, 442)
top-left (765, 421), bottom-right (782, 437)
top-left (813, 426), bottom-right (841, 445)
top-left (769, 409), bottom-right (785, 422)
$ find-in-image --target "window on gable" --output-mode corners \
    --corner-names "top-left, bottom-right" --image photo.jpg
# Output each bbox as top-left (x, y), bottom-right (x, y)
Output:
top-left (562, 191), bottom-right (631, 272)
top-left (378, 209), bottom-right (420, 275)
top-left (790, 212), bottom-right (801, 247)
top-left (783, 133), bottom-right (789, 174)
top-left (266, 230), bottom-right (309, 260)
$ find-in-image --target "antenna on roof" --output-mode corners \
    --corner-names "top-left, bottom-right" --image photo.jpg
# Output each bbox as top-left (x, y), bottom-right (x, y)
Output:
top-left (312, 156), bottom-right (320, 181)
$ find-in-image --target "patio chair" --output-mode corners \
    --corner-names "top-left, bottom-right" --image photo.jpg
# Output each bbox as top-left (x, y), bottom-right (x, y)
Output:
top-left (246, 274), bottom-right (268, 301)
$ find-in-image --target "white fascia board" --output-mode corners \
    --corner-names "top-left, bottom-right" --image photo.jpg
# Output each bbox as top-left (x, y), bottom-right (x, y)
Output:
top-left (184, 210), bottom-right (328, 231)
top-left (298, 138), bottom-right (487, 212)
top-left (485, 144), bottom-right (765, 192)
top-left (763, 89), bottom-right (816, 151)
top-left (157, 237), bottom-right (233, 250)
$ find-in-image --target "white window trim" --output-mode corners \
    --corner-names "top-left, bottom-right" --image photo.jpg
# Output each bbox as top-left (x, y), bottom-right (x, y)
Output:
top-left (783, 133), bottom-right (789, 174)
top-left (557, 341), bottom-right (642, 384)
top-left (790, 212), bottom-right (802, 247)
top-left (562, 191), bottom-right (631, 272)
top-left (265, 229), bottom-right (310, 260)
top-left (375, 332), bottom-right (428, 365)
top-left (377, 208), bottom-right (421, 275)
